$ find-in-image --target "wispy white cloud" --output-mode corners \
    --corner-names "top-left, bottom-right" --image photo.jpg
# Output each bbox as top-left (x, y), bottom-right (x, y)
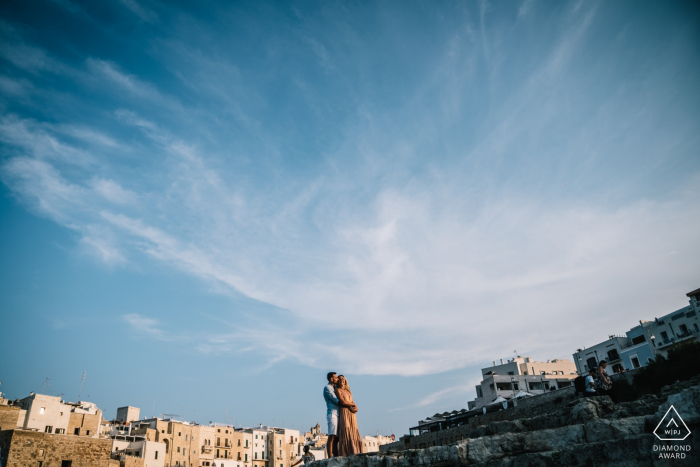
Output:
top-left (123, 314), bottom-right (171, 340)
top-left (118, 0), bottom-right (158, 23)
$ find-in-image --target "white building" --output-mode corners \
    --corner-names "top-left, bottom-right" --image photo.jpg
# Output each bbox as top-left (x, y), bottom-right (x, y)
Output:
top-left (15, 394), bottom-right (71, 434)
top-left (469, 356), bottom-right (577, 410)
top-left (112, 435), bottom-right (166, 467)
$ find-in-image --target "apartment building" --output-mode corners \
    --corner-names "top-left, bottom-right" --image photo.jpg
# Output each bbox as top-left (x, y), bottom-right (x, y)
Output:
top-left (134, 417), bottom-right (201, 467)
top-left (361, 434), bottom-right (394, 453)
top-left (8, 393), bottom-right (102, 437)
top-left (648, 288), bottom-right (700, 358)
top-left (572, 335), bottom-right (631, 375)
top-left (212, 424), bottom-right (251, 464)
top-left (267, 428), bottom-right (300, 467)
top-left (249, 426), bottom-right (269, 467)
top-left (572, 287), bottom-right (700, 373)
top-left (469, 356), bottom-right (577, 409)
top-left (112, 434), bottom-right (166, 467)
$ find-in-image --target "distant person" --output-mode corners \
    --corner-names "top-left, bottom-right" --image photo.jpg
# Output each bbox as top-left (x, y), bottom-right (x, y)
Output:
top-left (291, 446), bottom-right (315, 467)
top-left (323, 372), bottom-right (356, 458)
top-left (585, 369), bottom-right (598, 397)
top-left (596, 360), bottom-right (613, 395)
top-left (335, 375), bottom-right (362, 456)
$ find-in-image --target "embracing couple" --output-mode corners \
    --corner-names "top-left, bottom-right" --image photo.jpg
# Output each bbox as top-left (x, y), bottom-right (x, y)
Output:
top-left (323, 372), bottom-right (362, 458)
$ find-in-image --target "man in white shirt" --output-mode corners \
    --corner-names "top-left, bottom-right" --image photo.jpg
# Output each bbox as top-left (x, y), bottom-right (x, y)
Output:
top-left (584, 369), bottom-right (598, 397)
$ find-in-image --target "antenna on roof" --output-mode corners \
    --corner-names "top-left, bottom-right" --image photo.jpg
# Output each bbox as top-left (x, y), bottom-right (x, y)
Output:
top-left (78, 372), bottom-right (86, 400)
top-left (41, 378), bottom-right (50, 395)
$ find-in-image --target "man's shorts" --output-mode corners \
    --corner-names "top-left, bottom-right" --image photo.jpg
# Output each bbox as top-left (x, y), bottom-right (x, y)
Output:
top-left (327, 411), bottom-right (338, 436)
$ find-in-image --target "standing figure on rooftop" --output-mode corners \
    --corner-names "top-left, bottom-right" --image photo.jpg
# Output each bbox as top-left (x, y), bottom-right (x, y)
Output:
top-left (335, 375), bottom-right (362, 456)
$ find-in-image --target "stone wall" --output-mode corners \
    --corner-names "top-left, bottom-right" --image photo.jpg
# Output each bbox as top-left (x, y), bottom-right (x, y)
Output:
top-left (329, 377), bottom-right (700, 466)
top-left (68, 409), bottom-right (102, 437)
top-left (0, 406), bottom-right (20, 432)
top-left (120, 454), bottom-right (145, 467)
top-left (0, 429), bottom-right (120, 467)
top-left (384, 369), bottom-right (643, 453)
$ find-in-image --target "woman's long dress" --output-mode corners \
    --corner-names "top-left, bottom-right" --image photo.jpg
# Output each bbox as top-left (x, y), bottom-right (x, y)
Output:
top-left (336, 388), bottom-right (363, 456)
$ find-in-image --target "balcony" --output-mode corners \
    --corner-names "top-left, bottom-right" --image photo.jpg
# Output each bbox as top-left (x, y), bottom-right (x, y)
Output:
top-left (202, 446), bottom-right (213, 454)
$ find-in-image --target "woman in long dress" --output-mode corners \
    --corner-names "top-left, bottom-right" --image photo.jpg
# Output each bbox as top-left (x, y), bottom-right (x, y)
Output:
top-left (335, 375), bottom-right (363, 456)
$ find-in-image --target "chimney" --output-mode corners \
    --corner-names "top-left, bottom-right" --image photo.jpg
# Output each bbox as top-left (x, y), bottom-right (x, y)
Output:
top-left (493, 361), bottom-right (496, 366)
top-left (500, 359), bottom-right (504, 365)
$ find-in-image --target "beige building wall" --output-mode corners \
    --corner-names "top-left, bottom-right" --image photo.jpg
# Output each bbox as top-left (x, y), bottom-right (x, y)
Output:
top-left (68, 408), bottom-right (102, 437)
top-left (0, 429), bottom-right (119, 467)
top-left (196, 425), bottom-right (216, 466)
top-left (0, 404), bottom-right (20, 431)
top-left (213, 425), bottom-right (245, 462)
top-left (268, 428), bottom-right (300, 467)
top-left (151, 419), bottom-right (201, 467)
top-left (117, 406), bottom-right (141, 423)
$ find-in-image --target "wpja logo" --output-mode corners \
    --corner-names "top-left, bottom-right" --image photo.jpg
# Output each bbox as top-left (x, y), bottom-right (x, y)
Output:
top-left (653, 405), bottom-right (692, 459)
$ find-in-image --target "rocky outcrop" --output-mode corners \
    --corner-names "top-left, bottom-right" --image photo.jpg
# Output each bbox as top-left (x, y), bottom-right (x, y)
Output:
top-left (314, 379), bottom-right (700, 466)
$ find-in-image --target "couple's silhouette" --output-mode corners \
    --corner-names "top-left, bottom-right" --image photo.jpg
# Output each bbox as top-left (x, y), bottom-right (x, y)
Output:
top-left (323, 372), bottom-right (362, 457)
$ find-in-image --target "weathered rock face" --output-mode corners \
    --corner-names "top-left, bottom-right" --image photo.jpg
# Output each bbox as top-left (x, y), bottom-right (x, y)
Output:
top-left (314, 380), bottom-right (700, 467)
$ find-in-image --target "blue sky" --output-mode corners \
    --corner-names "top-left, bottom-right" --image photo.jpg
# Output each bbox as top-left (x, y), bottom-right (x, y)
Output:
top-left (0, 0), bottom-right (699, 436)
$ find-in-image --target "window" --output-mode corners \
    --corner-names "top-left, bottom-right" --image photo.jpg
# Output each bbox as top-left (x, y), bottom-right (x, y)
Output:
top-left (255, 453), bottom-right (258, 459)
top-left (217, 449), bottom-right (220, 457)
top-left (630, 355), bottom-right (641, 369)
top-left (155, 451), bottom-right (158, 459)
top-left (39, 449), bottom-right (45, 457)
top-left (279, 440), bottom-right (282, 447)
top-left (61, 462), bottom-right (72, 467)
top-left (586, 357), bottom-right (597, 370)
top-left (40, 407), bottom-right (46, 414)
top-left (86, 430), bottom-right (89, 436)
top-left (179, 432), bottom-right (182, 436)
top-left (631, 335), bottom-right (646, 345)
top-left (177, 447), bottom-right (181, 453)
top-left (256, 435), bottom-right (259, 439)
top-left (55, 428), bottom-right (65, 434)
top-left (607, 349), bottom-right (619, 361)
top-left (661, 331), bottom-right (669, 343)
top-left (507, 371), bottom-right (514, 375)
top-left (679, 324), bottom-right (689, 335)
top-left (246, 454), bottom-right (248, 461)
top-left (246, 441), bottom-right (249, 447)
top-left (186, 435), bottom-right (188, 441)
top-left (540, 371), bottom-right (546, 375)
top-left (45, 426), bottom-right (53, 433)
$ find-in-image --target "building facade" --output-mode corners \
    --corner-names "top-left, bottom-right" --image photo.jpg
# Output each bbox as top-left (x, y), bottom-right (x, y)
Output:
top-left (469, 356), bottom-right (577, 409)
top-left (116, 406), bottom-right (141, 424)
top-left (572, 287), bottom-right (700, 374)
